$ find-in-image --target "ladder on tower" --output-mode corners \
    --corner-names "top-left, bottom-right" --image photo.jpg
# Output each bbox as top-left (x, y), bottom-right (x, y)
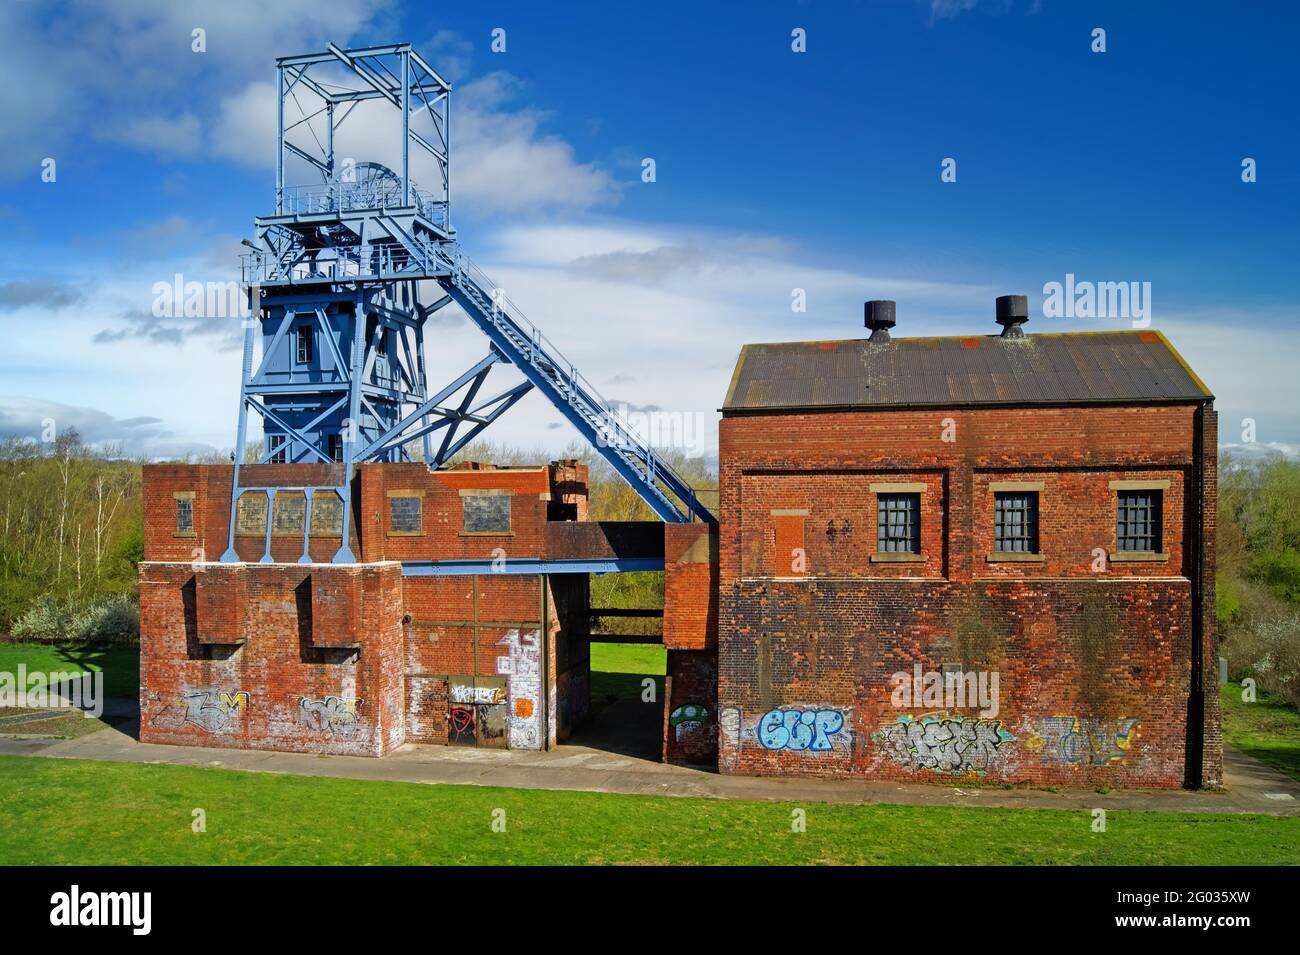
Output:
top-left (441, 251), bottom-right (716, 525)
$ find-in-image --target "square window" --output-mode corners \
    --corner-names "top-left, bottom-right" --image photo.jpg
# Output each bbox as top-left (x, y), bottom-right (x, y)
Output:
top-left (297, 326), bottom-right (314, 364)
top-left (463, 494), bottom-right (511, 534)
top-left (1117, 490), bottom-right (1162, 552)
top-left (175, 496), bottom-right (194, 534)
top-left (389, 494), bottom-right (422, 534)
top-left (267, 438), bottom-right (287, 464)
top-left (327, 433), bottom-right (344, 463)
top-left (876, 493), bottom-right (920, 553)
top-left (994, 491), bottom-right (1038, 553)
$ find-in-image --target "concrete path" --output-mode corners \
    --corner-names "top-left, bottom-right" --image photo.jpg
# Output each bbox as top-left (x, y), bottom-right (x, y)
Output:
top-left (2, 698), bottom-right (1298, 816)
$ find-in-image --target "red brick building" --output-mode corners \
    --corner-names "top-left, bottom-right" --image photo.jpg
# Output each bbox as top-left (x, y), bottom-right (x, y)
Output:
top-left (708, 299), bottom-right (1219, 788)
top-left (138, 297), bottom-right (1220, 789)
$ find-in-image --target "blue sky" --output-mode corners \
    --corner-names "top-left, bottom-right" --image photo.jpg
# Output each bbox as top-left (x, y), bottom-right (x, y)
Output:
top-left (0, 0), bottom-right (1296, 459)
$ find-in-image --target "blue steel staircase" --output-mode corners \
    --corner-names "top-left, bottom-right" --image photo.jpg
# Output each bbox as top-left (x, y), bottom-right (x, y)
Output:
top-left (444, 252), bottom-right (714, 525)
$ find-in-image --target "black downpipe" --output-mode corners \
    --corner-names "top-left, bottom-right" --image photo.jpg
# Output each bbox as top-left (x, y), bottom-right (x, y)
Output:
top-left (1185, 401), bottom-right (1207, 788)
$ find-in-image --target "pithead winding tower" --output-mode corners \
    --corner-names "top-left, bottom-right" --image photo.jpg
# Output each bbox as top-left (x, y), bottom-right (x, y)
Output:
top-left (222, 42), bottom-right (714, 564)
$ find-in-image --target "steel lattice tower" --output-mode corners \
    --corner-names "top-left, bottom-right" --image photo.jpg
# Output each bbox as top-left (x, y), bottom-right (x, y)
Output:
top-left (222, 42), bottom-right (714, 564)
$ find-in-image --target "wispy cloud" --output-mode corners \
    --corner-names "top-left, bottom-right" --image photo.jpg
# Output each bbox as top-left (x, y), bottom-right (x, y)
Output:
top-left (0, 280), bottom-right (85, 311)
top-left (0, 396), bottom-right (221, 459)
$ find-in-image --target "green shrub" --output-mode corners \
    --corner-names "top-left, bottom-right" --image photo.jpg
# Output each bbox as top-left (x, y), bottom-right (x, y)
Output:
top-left (1221, 580), bottom-right (1300, 707)
top-left (10, 594), bottom-right (139, 648)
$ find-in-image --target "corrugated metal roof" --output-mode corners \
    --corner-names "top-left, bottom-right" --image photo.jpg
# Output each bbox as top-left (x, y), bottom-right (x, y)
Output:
top-left (722, 330), bottom-right (1212, 412)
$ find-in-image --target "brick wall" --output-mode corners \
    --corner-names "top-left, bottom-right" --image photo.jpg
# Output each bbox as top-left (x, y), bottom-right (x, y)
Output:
top-left (664, 648), bottom-right (718, 765)
top-left (139, 461), bottom-right (597, 757)
top-left (663, 524), bottom-right (717, 650)
top-left (717, 402), bottom-right (1220, 788)
top-left (139, 561), bottom-right (404, 756)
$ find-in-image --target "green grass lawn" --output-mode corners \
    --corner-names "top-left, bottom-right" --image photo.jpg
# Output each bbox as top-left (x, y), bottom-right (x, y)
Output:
top-left (0, 755), bottom-right (1295, 865)
top-left (0, 643), bottom-right (139, 699)
top-left (1221, 683), bottom-right (1300, 782)
top-left (589, 642), bottom-right (665, 717)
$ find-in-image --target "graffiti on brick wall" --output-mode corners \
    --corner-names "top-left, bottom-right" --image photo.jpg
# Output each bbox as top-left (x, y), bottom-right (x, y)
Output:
top-left (449, 681), bottom-right (506, 705)
top-left (299, 696), bottom-right (363, 738)
top-left (757, 707), bottom-right (852, 753)
top-left (497, 629), bottom-right (541, 750)
top-left (719, 706), bottom-right (742, 770)
top-left (448, 705), bottom-right (475, 745)
top-left (1028, 715), bottom-right (1139, 765)
top-left (153, 688), bottom-right (249, 732)
top-left (670, 704), bottom-right (708, 743)
top-left (873, 713), bottom-right (1015, 773)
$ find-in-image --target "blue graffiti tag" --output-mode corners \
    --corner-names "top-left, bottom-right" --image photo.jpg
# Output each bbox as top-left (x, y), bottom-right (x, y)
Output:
top-left (757, 708), bottom-right (847, 752)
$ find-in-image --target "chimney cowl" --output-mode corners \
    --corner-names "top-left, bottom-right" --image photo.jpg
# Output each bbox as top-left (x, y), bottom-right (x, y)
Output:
top-left (864, 299), bottom-right (896, 342)
top-left (996, 294), bottom-right (1029, 338)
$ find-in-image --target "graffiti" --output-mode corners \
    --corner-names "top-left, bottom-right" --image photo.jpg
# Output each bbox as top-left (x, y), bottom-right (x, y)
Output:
top-left (670, 704), bottom-right (708, 742)
top-left (299, 696), bottom-right (362, 737)
top-left (497, 629), bottom-right (541, 749)
top-left (154, 688), bottom-right (248, 732)
top-left (873, 713), bottom-right (1015, 773)
top-left (719, 706), bottom-right (742, 770)
top-left (448, 705), bottom-right (475, 745)
top-left (1029, 716), bottom-right (1139, 765)
top-left (757, 707), bottom-right (851, 753)
top-left (449, 681), bottom-right (506, 705)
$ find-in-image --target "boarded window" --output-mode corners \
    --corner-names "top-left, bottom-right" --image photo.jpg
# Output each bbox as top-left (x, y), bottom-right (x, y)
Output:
top-left (174, 495), bottom-right (194, 534)
top-left (272, 492), bottom-right (306, 537)
top-left (876, 493), bottom-right (920, 553)
top-left (309, 492), bottom-right (345, 536)
top-left (234, 493), bottom-right (268, 536)
top-left (994, 491), bottom-right (1039, 553)
top-left (389, 494), bottom-right (422, 534)
top-left (772, 511), bottom-right (807, 577)
top-left (463, 494), bottom-right (511, 534)
top-left (1117, 490), bottom-right (1161, 552)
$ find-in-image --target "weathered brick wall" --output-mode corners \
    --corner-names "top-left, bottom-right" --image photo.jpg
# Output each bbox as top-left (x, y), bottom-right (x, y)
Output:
top-left (142, 464), bottom-right (357, 564)
top-left (717, 402), bottom-right (1219, 788)
top-left (357, 463), bottom-right (554, 562)
top-left (139, 561), bottom-right (404, 756)
top-left (663, 524), bottom-right (718, 650)
top-left (664, 649), bottom-right (718, 765)
top-left (403, 573), bottom-right (548, 748)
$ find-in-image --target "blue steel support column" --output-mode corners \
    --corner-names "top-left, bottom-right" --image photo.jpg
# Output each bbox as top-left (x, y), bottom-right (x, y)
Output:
top-left (221, 316), bottom-right (258, 563)
top-left (276, 65), bottom-right (285, 215)
top-left (260, 489), bottom-right (276, 563)
top-left (415, 312), bottom-right (433, 462)
top-left (401, 50), bottom-right (410, 207)
top-left (299, 488), bottom-right (314, 564)
top-left (333, 290), bottom-right (367, 564)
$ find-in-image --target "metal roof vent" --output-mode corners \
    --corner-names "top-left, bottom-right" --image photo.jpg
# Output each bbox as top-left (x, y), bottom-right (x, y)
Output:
top-left (996, 294), bottom-right (1029, 338)
top-left (864, 300), bottom-right (896, 343)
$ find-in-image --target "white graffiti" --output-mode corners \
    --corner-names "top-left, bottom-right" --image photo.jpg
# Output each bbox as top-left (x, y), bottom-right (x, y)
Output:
top-left (874, 713), bottom-right (1014, 773)
top-left (498, 629), bottom-right (542, 750)
top-left (299, 696), bottom-right (362, 737)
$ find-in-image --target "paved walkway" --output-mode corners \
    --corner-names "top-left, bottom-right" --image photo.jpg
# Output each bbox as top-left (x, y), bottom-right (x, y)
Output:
top-left (2, 699), bottom-right (1298, 815)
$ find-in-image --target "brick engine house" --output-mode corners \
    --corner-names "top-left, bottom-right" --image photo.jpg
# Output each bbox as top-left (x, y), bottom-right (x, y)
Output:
top-left (137, 43), bottom-right (1219, 790)
top-left (139, 294), bottom-right (1219, 789)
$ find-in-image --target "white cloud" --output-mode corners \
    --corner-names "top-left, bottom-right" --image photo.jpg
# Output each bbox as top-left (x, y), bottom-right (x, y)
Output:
top-left (0, 0), bottom-right (392, 177)
top-left (212, 69), bottom-right (619, 216)
top-left (212, 82), bottom-right (278, 166)
top-left (0, 396), bottom-right (221, 459)
top-left (108, 113), bottom-right (203, 158)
